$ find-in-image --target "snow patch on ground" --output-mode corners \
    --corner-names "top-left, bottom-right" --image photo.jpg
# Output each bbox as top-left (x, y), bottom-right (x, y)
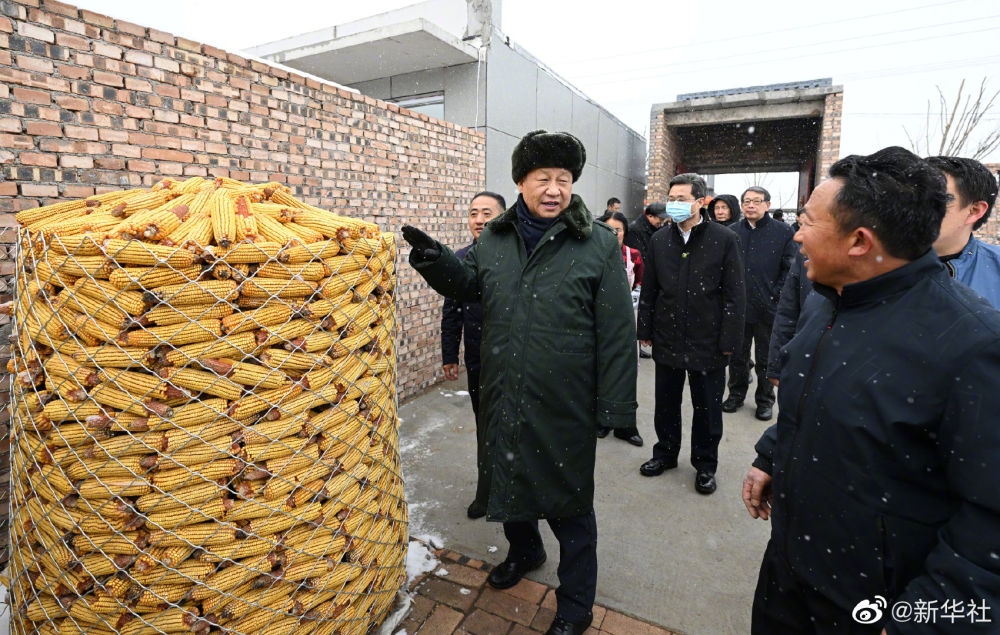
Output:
top-left (405, 538), bottom-right (441, 582)
top-left (376, 592), bottom-right (412, 635)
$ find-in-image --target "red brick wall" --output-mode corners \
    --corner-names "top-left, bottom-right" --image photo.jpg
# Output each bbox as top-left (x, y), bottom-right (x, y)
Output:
top-left (0, 0), bottom-right (485, 565)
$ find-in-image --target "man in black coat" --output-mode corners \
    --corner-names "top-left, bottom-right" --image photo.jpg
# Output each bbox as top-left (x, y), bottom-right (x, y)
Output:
top-left (764, 251), bottom-right (812, 385)
top-left (724, 186), bottom-right (797, 420)
top-left (742, 147), bottom-right (1000, 634)
top-left (441, 190), bottom-right (505, 519)
top-left (625, 201), bottom-right (667, 263)
top-left (636, 173), bottom-right (745, 495)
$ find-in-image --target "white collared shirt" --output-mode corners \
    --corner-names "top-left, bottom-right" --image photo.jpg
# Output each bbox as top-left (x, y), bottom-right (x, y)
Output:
top-left (680, 215), bottom-right (702, 244)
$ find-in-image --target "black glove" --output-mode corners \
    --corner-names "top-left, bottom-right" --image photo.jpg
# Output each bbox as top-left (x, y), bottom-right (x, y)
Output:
top-left (401, 225), bottom-right (441, 262)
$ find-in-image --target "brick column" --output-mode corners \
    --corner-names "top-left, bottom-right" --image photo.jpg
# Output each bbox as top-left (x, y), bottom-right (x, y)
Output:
top-left (646, 107), bottom-right (679, 204)
top-left (817, 91), bottom-right (843, 181)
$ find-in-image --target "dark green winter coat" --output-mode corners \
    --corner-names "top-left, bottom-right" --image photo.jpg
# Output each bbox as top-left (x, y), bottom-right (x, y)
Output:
top-left (411, 195), bottom-right (638, 521)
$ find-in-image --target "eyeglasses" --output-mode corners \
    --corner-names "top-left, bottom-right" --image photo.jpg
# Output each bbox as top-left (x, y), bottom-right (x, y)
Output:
top-left (667, 197), bottom-right (696, 203)
top-left (742, 198), bottom-right (767, 206)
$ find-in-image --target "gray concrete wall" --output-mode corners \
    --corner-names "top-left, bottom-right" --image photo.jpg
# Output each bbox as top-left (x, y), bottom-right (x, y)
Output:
top-left (484, 34), bottom-right (646, 218)
top-left (348, 33), bottom-right (647, 218)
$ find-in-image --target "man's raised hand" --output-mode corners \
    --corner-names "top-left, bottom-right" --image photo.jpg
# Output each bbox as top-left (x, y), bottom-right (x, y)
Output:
top-left (401, 225), bottom-right (441, 262)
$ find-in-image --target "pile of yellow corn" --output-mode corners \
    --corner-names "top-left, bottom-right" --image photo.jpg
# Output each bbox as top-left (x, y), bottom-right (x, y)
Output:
top-left (7, 176), bottom-right (406, 635)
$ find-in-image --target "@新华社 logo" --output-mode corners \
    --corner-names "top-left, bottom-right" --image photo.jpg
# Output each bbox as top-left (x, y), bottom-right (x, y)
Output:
top-left (852, 596), bottom-right (888, 624)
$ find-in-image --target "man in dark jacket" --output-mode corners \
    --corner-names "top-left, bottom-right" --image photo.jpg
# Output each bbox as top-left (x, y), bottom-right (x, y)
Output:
top-left (404, 130), bottom-right (637, 635)
top-left (637, 173), bottom-right (745, 495)
top-left (742, 147), bottom-right (1000, 634)
top-left (441, 190), bottom-right (505, 519)
top-left (764, 251), bottom-right (812, 384)
top-left (625, 201), bottom-right (667, 263)
top-left (724, 186), bottom-right (797, 420)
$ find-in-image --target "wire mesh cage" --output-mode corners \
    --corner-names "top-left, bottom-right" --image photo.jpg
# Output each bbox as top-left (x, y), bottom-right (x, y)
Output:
top-left (6, 177), bottom-right (406, 635)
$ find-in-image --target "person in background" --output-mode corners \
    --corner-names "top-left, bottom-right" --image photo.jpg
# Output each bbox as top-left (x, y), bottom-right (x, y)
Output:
top-left (403, 130), bottom-right (637, 635)
top-left (708, 194), bottom-right (742, 226)
top-left (637, 173), bottom-right (745, 495)
top-left (626, 202), bottom-right (668, 358)
top-left (441, 191), bottom-right (505, 519)
top-left (743, 146), bottom-right (1000, 634)
top-left (771, 210), bottom-right (784, 222)
top-left (764, 249), bottom-right (812, 387)
top-left (926, 156), bottom-right (1000, 309)
top-left (723, 186), bottom-right (796, 421)
top-left (596, 210), bottom-right (644, 447)
top-left (604, 197), bottom-right (621, 215)
top-left (789, 207), bottom-right (804, 233)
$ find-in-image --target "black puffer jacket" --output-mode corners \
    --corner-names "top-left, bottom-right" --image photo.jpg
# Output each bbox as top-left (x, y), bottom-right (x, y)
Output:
top-left (707, 194), bottom-right (742, 226)
top-left (753, 251), bottom-right (1000, 633)
top-left (637, 215), bottom-right (746, 371)
top-left (730, 213), bottom-right (797, 324)
top-left (441, 242), bottom-right (483, 372)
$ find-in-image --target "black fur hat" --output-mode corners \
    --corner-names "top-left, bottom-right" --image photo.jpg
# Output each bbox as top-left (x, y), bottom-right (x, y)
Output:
top-left (511, 130), bottom-right (587, 184)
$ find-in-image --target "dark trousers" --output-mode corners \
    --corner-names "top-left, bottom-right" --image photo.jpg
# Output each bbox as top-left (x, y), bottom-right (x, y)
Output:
top-left (468, 369), bottom-right (491, 509)
top-left (652, 363), bottom-right (725, 473)
top-left (503, 512), bottom-right (597, 623)
top-left (753, 540), bottom-right (882, 634)
top-left (728, 321), bottom-right (776, 407)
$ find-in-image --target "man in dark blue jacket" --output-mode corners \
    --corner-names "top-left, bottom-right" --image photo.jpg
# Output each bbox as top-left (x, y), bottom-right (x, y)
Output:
top-left (742, 147), bottom-right (1000, 634)
top-left (441, 191), bottom-right (505, 519)
top-left (724, 186), bottom-right (797, 420)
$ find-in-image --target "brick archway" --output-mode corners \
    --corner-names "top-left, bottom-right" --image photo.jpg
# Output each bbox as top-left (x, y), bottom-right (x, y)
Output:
top-left (647, 79), bottom-right (842, 207)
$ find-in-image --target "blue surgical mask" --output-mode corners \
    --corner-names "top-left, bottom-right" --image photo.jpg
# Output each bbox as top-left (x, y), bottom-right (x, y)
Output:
top-left (665, 201), bottom-right (695, 223)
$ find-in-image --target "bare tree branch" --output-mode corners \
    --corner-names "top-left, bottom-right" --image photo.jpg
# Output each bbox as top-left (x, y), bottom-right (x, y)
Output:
top-left (905, 77), bottom-right (1000, 160)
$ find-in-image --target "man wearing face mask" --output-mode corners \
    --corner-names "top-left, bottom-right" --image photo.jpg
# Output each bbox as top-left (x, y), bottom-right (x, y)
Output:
top-left (637, 173), bottom-right (746, 494)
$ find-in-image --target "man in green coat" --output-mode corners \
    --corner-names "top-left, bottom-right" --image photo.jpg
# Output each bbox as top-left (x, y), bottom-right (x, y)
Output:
top-left (402, 130), bottom-right (638, 635)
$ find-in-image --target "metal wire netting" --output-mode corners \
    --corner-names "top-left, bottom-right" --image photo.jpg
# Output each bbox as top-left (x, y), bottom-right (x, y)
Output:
top-left (6, 177), bottom-right (406, 635)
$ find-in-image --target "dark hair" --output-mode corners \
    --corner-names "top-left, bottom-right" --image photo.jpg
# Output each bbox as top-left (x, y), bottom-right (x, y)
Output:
top-left (668, 173), bottom-right (707, 199)
top-left (598, 211), bottom-right (629, 240)
top-left (926, 156), bottom-right (998, 231)
top-left (606, 197), bottom-right (621, 208)
top-left (828, 146), bottom-right (947, 260)
top-left (772, 210), bottom-right (784, 221)
top-left (795, 208), bottom-right (806, 216)
top-left (471, 191), bottom-right (506, 211)
top-left (742, 186), bottom-right (770, 202)
top-left (644, 202), bottom-right (666, 218)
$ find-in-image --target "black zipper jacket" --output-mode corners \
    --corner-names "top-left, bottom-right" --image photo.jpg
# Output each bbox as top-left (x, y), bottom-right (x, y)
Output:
top-left (730, 213), bottom-right (797, 324)
top-left (752, 251), bottom-right (1000, 633)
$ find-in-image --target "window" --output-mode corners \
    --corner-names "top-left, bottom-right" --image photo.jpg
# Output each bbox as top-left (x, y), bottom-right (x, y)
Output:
top-left (389, 92), bottom-right (445, 120)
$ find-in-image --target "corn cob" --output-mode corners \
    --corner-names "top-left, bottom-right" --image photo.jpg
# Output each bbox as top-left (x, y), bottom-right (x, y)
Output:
top-left (159, 366), bottom-right (243, 400)
top-left (74, 278), bottom-right (148, 315)
top-left (220, 301), bottom-right (294, 335)
top-left (73, 346), bottom-right (151, 369)
top-left (163, 331), bottom-right (257, 365)
top-left (143, 279), bottom-right (237, 306)
top-left (240, 277), bottom-right (317, 299)
top-left (118, 318), bottom-right (222, 347)
top-left (108, 264), bottom-right (202, 291)
top-left (101, 238), bottom-right (196, 267)
top-left (143, 301), bottom-right (234, 325)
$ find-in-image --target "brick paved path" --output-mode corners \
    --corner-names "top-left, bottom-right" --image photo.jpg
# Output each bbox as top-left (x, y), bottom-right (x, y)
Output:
top-left (397, 548), bottom-right (680, 635)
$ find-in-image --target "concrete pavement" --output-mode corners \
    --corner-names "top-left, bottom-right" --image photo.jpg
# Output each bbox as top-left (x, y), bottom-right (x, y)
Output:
top-left (398, 356), bottom-right (774, 635)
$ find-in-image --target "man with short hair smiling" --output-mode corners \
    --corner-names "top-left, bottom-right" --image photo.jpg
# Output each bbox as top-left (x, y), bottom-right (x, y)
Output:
top-left (441, 190), bottom-right (505, 520)
top-left (926, 156), bottom-right (1000, 309)
top-left (724, 186), bottom-right (796, 421)
top-left (604, 197), bottom-right (621, 214)
top-left (742, 147), bottom-right (1000, 634)
top-left (403, 130), bottom-right (637, 635)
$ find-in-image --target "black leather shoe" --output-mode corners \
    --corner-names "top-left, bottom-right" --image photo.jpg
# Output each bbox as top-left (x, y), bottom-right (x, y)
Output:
top-left (614, 430), bottom-right (644, 447)
top-left (755, 405), bottom-right (773, 421)
top-left (639, 458), bottom-right (676, 477)
top-left (695, 471), bottom-right (717, 495)
top-left (596, 426), bottom-right (611, 438)
top-left (487, 552), bottom-right (546, 590)
top-left (722, 396), bottom-right (744, 413)
top-left (546, 613), bottom-right (594, 635)
top-left (466, 502), bottom-right (486, 519)
top-left (639, 349), bottom-right (653, 359)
